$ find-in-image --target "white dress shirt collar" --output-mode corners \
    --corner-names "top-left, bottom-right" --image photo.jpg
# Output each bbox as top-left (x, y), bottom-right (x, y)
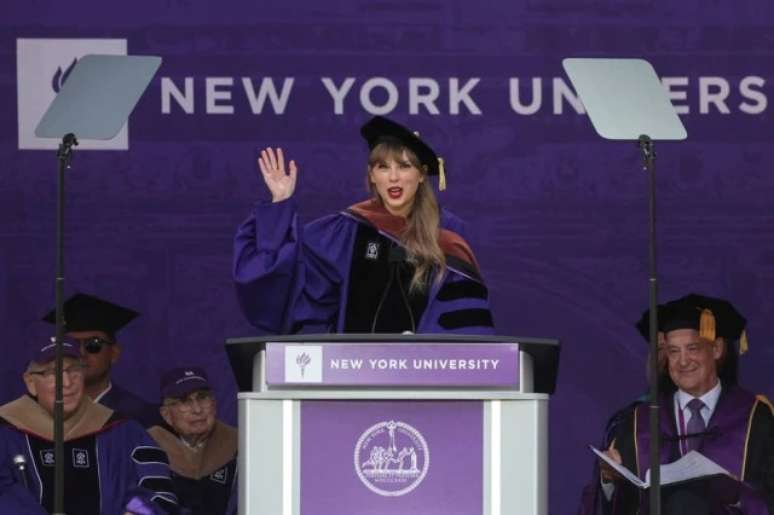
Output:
top-left (675, 379), bottom-right (722, 428)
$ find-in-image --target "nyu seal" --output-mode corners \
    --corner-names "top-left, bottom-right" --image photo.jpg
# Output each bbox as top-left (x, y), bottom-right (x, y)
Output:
top-left (354, 420), bottom-right (429, 497)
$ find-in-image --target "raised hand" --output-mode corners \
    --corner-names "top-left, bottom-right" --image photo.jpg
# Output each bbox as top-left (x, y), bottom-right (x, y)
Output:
top-left (258, 147), bottom-right (298, 203)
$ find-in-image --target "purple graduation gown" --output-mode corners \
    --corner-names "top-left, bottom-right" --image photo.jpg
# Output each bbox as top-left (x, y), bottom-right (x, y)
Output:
top-left (233, 197), bottom-right (495, 335)
top-left (0, 412), bottom-right (178, 514)
top-left (583, 386), bottom-right (773, 514)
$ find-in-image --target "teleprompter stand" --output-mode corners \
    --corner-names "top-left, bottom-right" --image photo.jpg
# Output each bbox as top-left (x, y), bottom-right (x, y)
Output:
top-left (34, 54), bottom-right (161, 514)
top-left (563, 57), bottom-right (687, 515)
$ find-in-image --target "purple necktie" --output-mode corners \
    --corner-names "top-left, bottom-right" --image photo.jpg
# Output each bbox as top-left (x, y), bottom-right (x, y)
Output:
top-left (684, 398), bottom-right (706, 453)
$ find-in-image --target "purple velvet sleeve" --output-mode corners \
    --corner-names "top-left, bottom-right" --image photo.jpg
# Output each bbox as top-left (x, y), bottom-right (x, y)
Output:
top-left (98, 421), bottom-right (178, 514)
top-left (233, 198), bottom-right (354, 334)
top-left (233, 198), bottom-right (302, 332)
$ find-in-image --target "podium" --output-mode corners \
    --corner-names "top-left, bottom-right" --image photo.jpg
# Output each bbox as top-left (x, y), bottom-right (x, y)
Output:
top-left (226, 334), bottom-right (560, 515)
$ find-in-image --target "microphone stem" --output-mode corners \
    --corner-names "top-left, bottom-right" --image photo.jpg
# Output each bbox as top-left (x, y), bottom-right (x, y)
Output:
top-left (16, 463), bottom-right (28, 489)
top-left (371, 261), bottom-right (397, 333)
top-left (396, 266), bottom-right (416, 333)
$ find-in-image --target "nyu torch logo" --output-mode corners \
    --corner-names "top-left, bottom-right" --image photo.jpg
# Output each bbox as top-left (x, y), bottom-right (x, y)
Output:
top-left (284, 345), bottom-right (322, 382)
top-left (16, 38), bottom-right (128, 150)
top-left (52, 57), bottom-right (78, 93)
top-left (296, 352), bottom-right (312, 377)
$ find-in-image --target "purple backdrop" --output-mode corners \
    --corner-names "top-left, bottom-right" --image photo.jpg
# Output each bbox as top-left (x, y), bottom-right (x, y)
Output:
top-left (3, 3), bottom-right (774, 514)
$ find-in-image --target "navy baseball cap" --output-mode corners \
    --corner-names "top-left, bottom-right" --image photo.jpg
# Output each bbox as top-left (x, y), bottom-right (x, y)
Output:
top-left (31, 338), bottom-right (81, 365)
top-left (160, 367), bottom-right (211, 400)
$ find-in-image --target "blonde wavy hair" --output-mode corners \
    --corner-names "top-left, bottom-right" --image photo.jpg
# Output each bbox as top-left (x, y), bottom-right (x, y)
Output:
top-left (367, 140), bottom-right (446, 292)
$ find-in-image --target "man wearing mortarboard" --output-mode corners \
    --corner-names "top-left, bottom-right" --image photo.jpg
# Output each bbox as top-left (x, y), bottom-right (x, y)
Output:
top-left (147, 367), bottom-right (238, 515)
top-left (578, 292), bottom-right (758, 514)
top-left (0, 339), bottom-right (179, 514)
top-left (42, 292), bottom-right (162, 428)
top-left (587, 294), bottom-right (773, 514)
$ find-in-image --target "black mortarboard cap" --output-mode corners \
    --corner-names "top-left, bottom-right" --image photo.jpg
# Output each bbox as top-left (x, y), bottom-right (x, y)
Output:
top-left (360, 116), bottom-right (446, 189)
top-left (635, 293), bottom-right (748, 352)
top-left (42, 293), bottom-right (139, 335)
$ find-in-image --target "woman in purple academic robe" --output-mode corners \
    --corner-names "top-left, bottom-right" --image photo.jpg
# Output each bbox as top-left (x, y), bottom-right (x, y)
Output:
top-left (234, 116), bottom-right (495, 336)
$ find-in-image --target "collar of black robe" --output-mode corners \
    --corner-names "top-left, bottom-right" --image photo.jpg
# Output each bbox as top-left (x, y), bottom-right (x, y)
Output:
top-left (0, 395), bottom-right (114, 441)
top-left (346, 198), bottom-right (481, 277)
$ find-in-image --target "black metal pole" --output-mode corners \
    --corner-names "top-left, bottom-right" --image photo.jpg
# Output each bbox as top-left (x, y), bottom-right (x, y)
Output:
top-left (53, 132), bottom-right (77, 515)
top-left (639, 135), bottom-right (660, 515)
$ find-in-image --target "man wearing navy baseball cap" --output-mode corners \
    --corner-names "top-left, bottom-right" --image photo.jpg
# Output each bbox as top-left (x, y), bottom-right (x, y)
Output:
top-left (0, 337), bottom-right (179, 514)
top-left (148, 366), bottom-right (237, 515)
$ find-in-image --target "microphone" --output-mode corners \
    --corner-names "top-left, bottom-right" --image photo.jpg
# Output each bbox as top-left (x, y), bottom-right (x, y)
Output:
top-left (13, 454), bottom-right (29, 489)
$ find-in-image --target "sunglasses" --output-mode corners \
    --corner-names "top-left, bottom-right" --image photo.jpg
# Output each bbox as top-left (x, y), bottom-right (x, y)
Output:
top-left (75, 337), bottom-right (115, 354)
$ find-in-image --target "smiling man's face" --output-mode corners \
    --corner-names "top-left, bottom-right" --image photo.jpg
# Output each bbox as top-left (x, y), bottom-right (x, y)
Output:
top-left (664, 328), bottom-right (723, 396)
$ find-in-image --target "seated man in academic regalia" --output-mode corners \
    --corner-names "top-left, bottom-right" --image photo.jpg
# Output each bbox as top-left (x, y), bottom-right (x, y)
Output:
top-left (579, 300), bottom-right (691, 514)
top-left (586, 294), bottom-right (774, 514)
top-left (0, 339), bottom-right (179, 514)
top-left (148, 367), bottom-right (238, 515)
top-left (42, 292), bottom-right (163, 428)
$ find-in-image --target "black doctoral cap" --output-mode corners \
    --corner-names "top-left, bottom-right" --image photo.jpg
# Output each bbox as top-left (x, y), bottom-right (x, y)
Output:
top-left (42, 292), bottom-right (139, 337)
top-left (635, 293), bottom-right (749, 353)
top-left (360, 116), bottom-right (447, 190)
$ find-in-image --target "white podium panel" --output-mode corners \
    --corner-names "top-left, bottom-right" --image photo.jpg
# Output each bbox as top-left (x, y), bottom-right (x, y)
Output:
top-left (226, 335), bottom-right (560, 515)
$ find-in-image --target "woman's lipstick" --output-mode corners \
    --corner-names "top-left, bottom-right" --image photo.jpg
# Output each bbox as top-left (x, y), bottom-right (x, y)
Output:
top-left (387, 187), bottom-right (403, 199)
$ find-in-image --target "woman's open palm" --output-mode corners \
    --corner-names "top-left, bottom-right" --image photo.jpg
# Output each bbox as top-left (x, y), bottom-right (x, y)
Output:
top-left (258, 147), bottom-right (297, 202)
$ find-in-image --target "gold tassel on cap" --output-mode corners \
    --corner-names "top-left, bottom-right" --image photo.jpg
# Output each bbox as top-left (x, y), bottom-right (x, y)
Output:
top-left (699, 308), bottom-right (716, 341)
top-left (739, 329), bottom-right (749, 355)
top-left (438, 157), bottom-right (446, 191)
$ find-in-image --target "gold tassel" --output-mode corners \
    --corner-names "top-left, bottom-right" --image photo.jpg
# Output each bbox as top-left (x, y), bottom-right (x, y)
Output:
top-left (740, 329), bottom-right (749, 355)
top-left (438, 157), bottom-right (446, 191)
top-left (699, 308), bottom-right (716, 341)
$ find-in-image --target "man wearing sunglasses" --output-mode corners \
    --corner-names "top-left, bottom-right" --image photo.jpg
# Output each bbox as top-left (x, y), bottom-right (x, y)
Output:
top-left (42, 292), bottom-right (162, 428)
top-left (0, 339), bottom-right (179, 514)
top-left (148, 367), bottom-right (238, 515)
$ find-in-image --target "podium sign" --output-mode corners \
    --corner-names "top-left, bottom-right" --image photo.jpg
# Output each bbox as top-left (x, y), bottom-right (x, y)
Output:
top-left (266, 342), bottom-right (519, 387)
top-left (228, 334), bottom-right (559, 515)
top-left (301, 400), bottom-right (483, 515)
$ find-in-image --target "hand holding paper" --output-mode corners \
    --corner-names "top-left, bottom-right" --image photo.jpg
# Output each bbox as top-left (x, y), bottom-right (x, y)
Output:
top-left (590, 445), bottom-right (735, 490)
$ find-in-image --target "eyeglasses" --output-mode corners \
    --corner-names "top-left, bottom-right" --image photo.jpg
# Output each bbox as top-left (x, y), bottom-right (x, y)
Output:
top-left (75, 337), bottom-right (114, 354)
top-left (164, 390), bottom-right (214, 413)
top-left (28, 363), bottom-right (87, 382)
